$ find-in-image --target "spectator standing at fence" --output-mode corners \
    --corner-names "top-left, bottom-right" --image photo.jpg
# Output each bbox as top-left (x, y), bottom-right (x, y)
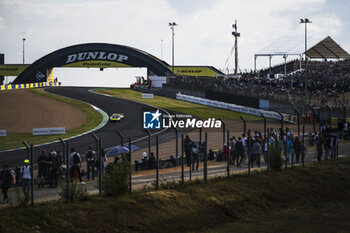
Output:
top-left (69, 148), bottom-right (84, 184)
top-left (37, 150), bottom-right (48, 188)
top-left (235, 138), bottom-right (244, 167)
top-left (251, 139), bottom-right (262, 168)
top-left (293, 137), bottom-right (301, 164)
top-left (284, 137), bottom-right (293, 164)
top-left (50, 151), bottom-right (62, 188)
top-left (191, 142), bottom-right (200, 172)
top-left (1, 164), bottom-right (12, 203)
top-left (263, 137), bottom-right (268, 165)
top-left (230, 137), bottom-right (237, 165)
top-left (316, 136), bottom-right (323, 162)
top-left (96, 148), bottom-right (107, 174)
top-left (184, 135), bottom-right (193, 166)
top-left (86, 145), bottom-right (96, 180)
top-left (20, 159), bottom-right (31, 195)
top-left (344, 122), bottom-right (348, 140)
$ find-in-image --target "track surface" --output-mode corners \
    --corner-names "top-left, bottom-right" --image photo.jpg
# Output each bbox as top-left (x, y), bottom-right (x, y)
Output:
top-left (0, 87), bottom-right (184, 167)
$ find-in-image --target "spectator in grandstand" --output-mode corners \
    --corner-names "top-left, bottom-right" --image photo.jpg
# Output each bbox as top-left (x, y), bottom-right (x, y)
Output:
top-left (86, 145), bottom-right (96, 180)
top-left (49, 151), bottom-right (62, 188)
top-left (37, 150), bottom-right (49, 188)
top-left (69, 148), bottom-right (84, 184)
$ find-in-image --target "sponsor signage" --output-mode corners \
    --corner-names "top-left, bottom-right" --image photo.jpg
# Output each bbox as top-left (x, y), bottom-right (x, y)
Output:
top-left (33, 127), bottom-right (65, 136)
top-left (65, 52), bottom-right (128, 65)
top-left (143, 109), bottom-right (222, 129)
top-left (0, 65), bottom-right (28, 76)
top-left (142, 93), bottom-right (154, 99)
top-left (0, 130), bottom-right (6, 137)
top-left (169, 66), bottom-right (223, 77)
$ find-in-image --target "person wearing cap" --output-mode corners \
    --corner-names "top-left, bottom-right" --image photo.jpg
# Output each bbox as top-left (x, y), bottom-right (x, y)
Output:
top-left (20, 159), bottom-right (31, 195)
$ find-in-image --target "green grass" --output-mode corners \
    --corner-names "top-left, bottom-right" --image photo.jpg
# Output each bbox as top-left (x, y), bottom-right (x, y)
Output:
top-left (1, 158), bottom-right (350, 233)
top-left (0, 89), bottom-right (102, 151)
top-left (95, 89), bottom-right (261, 121)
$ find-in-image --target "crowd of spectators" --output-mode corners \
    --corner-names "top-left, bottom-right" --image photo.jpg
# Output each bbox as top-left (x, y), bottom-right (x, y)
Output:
top-left (167, 59), bottom-right (350, 107)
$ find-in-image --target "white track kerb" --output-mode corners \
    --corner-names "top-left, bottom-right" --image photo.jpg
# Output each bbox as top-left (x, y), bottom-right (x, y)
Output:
top-left (0, 89), bottom-right (109, 153)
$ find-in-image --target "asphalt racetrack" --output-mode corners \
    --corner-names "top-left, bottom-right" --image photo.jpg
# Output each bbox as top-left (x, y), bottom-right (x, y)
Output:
top-left (0, 87), bottom-right (184, 167)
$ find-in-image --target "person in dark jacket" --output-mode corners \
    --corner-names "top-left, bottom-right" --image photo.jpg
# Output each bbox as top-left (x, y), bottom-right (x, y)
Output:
top-left (50, 151), bottom-right (62, 188)
top-left (316, 136), bottom-right (323, 162)
top-left (37, 150), bottom-right (49, 188)
top-left (1, 164), bottom-right (12, 203)
top-left (184, 135), bottom-right (193, 166)
top-left (293, 137), bottom-right (302, 163)
top-left (235, 137), bottom-right (244, 167)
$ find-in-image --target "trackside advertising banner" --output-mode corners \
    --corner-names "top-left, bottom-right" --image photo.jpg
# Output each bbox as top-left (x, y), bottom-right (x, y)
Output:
top-left (33, 127), bottom-right (65, 136)
top-left (176, 93), bottom-right (286, 121)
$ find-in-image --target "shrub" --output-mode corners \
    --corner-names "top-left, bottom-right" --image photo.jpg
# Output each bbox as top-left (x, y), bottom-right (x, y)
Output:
top-left (59, 181), bottom-right (89, 201)
top-left (269, 143), bottom-right (283, 171)
top-left (102, 155), bottom-right (131, 196)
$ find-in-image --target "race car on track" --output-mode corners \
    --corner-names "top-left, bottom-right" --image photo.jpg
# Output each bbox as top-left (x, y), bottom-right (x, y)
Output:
top-left (109, 113), bottom-right (124, 122)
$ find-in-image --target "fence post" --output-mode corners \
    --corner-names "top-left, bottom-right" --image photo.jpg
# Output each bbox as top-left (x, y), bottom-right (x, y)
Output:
top-left (293, 108), bottom-right (300, 136)
top-left (145, 129), bottom-right (152, 162)
top-left (260, 113), bottom-right (266, 138)
top-left (227, 130), bottom-right (230, 177)
top-left (326, 104), bottom-right (332, 129)
top-left (117, 130), bottom-right (124, 147)
top-left (66, 140), bottom-right (70, 201)
top-left (30, 144), bottom-right (34, 207)
top-left (175, 128), bottom-right (178, 166)
top-left (181, 134), bottom-right (184, 185)
top-left (240, 115), bottom-right (246, 136)
top-left (199, 128), bottom-right (202, 143)
top-left (277, 111), bottom-right (284, 130)
top-left (308, 105), bottom-right (316, 133)
top-left (220, 119), bottom-right (226, 145)
top-left (92, 133), bottom-right (102, 197)
top-left (204, 132), bottom-right (208, 182)
top-left (340, 102), bottom-right (346, 122)
top-left (23, 141), bottom-right (30, 159)
top-left (128, 138), bottom-right (132, 193)
top-left (302, 125), bottom-right (305, 167)
top-left (248, 132), bottom-right (251, 176)
top-left (58, 137), bottom-right (66, 164)
top-left (156, 136), bottom-right (159, 190)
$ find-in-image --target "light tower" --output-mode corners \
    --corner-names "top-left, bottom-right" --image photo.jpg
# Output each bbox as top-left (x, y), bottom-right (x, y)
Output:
top-left (232, 20), bottom-right (240, 75)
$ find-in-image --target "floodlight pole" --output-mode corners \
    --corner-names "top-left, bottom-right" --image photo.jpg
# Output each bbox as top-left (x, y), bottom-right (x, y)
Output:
top-left (232, 20), bottom-right (240, 75)
top-left (169, 22), bottom-right (178, 75)
top-left (22, 38), bottom-right (26, 64)
top-left (300, 18), bottom-right (312, 105)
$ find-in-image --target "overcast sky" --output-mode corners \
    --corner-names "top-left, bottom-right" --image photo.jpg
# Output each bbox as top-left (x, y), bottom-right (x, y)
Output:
top-left (0, 0), bottom-right (349, 73)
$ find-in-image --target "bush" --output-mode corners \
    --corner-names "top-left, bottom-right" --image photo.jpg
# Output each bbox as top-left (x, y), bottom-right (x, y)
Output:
top-left (59, 181), bottom-right (89, 201)
top-left (270, 143), bottom-right (283, 171)
top-left (102, 155), bottom-right (131, 196)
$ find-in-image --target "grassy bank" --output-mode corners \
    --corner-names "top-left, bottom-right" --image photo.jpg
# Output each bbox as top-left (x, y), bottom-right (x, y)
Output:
top-left (95, 89), bottom-right (260, 121)
top-left (1, 158), bottom-right (350, 233)
top-left (0, 89), bottom-right (102, 151)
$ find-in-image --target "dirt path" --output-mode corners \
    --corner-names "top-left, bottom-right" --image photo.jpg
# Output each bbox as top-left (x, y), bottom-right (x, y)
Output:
top-left (0, 89), bottom-right (87, 133)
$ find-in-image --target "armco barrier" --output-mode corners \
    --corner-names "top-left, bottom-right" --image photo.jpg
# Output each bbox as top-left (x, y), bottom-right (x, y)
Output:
top-left (0, 82), bottom-right (60, 91)
top-left (176, 93), bottom-right (297, 123)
